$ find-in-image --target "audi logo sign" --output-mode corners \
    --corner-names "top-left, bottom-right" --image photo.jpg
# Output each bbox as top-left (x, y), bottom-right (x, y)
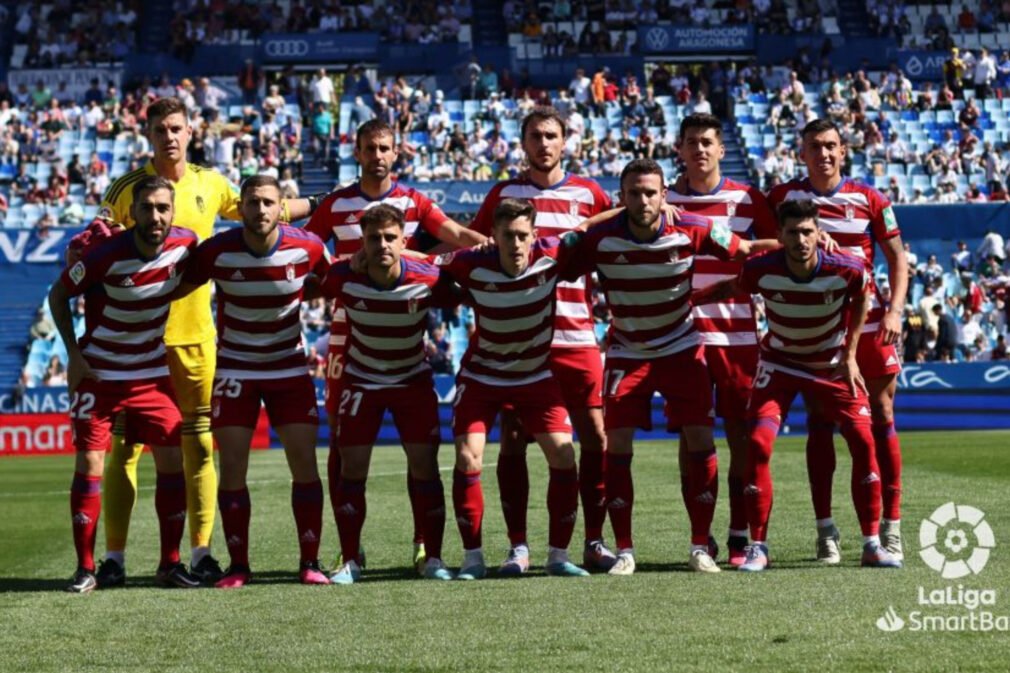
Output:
top-left (264, 39), bottom-right (310, 57)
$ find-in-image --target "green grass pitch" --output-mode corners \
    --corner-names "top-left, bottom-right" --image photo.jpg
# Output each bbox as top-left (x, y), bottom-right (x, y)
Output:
top-left (1, 431), bottom-right (1007, 672)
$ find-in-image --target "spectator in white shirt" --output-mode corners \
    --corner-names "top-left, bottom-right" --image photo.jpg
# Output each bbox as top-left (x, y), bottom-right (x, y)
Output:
top-left (569, 68), bottom-right (591, 111)
top-left (310, 69), bottom-right (334, 106)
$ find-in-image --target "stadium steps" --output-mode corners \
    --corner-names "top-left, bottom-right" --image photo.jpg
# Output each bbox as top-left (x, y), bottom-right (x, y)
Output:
top-left (471, 1), bottom-right (508, 47)
top-left (836, 0), bottom-right (872, 38)
top-left (720, 122), bottom-right (752, 184)
top-left (0, 304), bottom-right (40, 385)
top-left (138, 0), bottom-right (176, 53)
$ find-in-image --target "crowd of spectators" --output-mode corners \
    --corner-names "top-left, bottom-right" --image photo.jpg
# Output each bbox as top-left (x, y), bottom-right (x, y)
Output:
top-left (10, 1), bottom-right (139, 68)
top-left (169, 0), bottom-right (472, 61)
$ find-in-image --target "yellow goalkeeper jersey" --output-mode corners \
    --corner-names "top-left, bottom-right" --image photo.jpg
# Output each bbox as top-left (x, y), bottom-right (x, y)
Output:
top-left (100, 161), bottom-right (241, 346)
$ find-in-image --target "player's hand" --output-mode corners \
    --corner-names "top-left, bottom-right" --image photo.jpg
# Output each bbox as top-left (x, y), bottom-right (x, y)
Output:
top-left (350, 249), bottom-right (367, 273)
top-left (67, 353), bottom-right (96, 394)
top-left (833, 356), bottom-right (866, 398)
top-left (880, 309), bottom-right (902, 346)
top-left (661, 203), bottom-right (683, 222)
top-left (818, 230), bottom-right (840, 253)
top-left (474, 238), bottom-right (497, 253)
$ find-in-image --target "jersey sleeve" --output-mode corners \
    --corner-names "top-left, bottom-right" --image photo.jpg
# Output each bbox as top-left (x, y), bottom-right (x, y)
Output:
top-left (469, 185), bottom-right (502, 237)
top-left (430, 270), bottom-right (463, 310)
top-left (749, 188), bottom-right (779, 240)
top-left (60, 246), bottom-right (109, 297)
top-left (847, 264), bottom-right (871, 301)
top-left (412, 189), bottom-right (450, 238)
top-left (697, 217), bottom-right (741, 261)
top-left (869, 190), bottom-right (901, 243)
top-left (98, 179), bottom-right (133, 226)
top-left (589, 181), bottom-right (613, 214)
top-left (737, 258), bottom-right (760, 295)
top-left (319, 261), bottom-right (350, 300)
top-left (182, 239), bottom-right (214, 286)
top-left (557, 230), bottom-right (592, 281)
top-left (215, 174), bottom-right (242, 221)
top-left (303, 194), bottom-right (335, 243)
top-left (310, 241), bottom-right (332, 278)
top-left (433, 249), bottom-right (469, 286)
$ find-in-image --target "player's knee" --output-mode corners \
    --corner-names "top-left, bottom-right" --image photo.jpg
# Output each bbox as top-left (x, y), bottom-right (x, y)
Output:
top-left (340, 447), bottom-right (370, 480)
top-left (454, 442), bottom-right (483, 472)
top-left (152, 446), bottom-right (184, 473)
top-left (76, 449), bottom-right (105, 477)
top-left (869, 398), bottom-right (894, 423)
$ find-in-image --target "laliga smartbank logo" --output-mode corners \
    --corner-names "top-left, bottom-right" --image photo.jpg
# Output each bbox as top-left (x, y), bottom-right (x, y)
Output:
top-left (876, 503), bottom-right (1006, 633)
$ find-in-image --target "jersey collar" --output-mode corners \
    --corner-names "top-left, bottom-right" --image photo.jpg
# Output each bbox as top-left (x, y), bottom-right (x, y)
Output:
top-left (805, 176), bottom-right (847, 198)
top-left (786, 248), bottom-right (823, 284)
top-left (687, 175), bottom-right (726, 196)
top-left (356, 181), bottom-right (397, 202)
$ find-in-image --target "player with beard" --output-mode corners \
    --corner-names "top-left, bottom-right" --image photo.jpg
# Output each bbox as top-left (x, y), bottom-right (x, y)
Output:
top-left (469, 107), bottom-right (616, 575)
top-left (305, 119), bottom-right (485, 574)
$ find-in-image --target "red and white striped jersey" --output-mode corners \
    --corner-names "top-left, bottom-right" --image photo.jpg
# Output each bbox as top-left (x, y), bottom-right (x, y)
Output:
top-left (568, 212), bottom-right (741, 360)
top-left (438, 236), bottom-right (577, 386)
top-left (60, 227), bottom-right (196, 380)
top-left (667, 177), bottom-right (777, 347)
top-left (738, 249), bottom-right (869, 378)
top-left (766, 177), bottom-right (900, 334)
top-left (320, 258), bottom-right (450, 388)
top-left (304, 181), bottom-right (451, 352)
top-left (185, 226), bottom-right (330, 380)
top-left (471, 173), bottom-right (612, 349)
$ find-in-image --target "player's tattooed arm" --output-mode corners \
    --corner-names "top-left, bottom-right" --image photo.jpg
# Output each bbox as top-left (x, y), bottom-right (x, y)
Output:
top-left (878, 234), bottom-right (909, 346)
top-left (693, 277), bottom-right (740, 304)
top-left (835, 288), bottom-right (870, 396)
top-left (48, 282), bottom-right (95, 393)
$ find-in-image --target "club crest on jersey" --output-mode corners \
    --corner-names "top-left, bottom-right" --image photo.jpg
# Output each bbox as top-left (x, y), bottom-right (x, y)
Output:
top-left (536, 272), bottom-right (546, 286)
top-left (196, 195), bottom-right (206, 214)
top-left (726, 201), bottom-right (736, 218)
top-left (824, 290), bottom-right (834, 304)
top-left (167, 263), bottom-right (176, 279)
top-left (69, 261), bottom-right (86, 285)
top-left (407, 297), bottom-right (418, 314)
top-left (285, 263), bottom-right (296, 281)
top-left (845, 204), bottom-right (855, 221)
top-left (570, 200), bottom-right (580, 217)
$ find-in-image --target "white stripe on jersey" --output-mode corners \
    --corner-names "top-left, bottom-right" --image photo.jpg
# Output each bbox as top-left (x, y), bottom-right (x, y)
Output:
top-left (216, 366), bottom-right (308, 380)
top-left (469, 352), bottom-right (549, 373)
top-left (348, 326), bottom-right (422, 352)
top-left (694, 303), bottom-right (753, 320)
top-left (344, 307), bottom-right (427, 328)
top-left (330, 195), bottom-right (414, 213)
top-left (817, 217), bottom-right (872, 235)
top-left (83, 342), bottom-right (166, 365)
top-left (107, 245), bottom-right (188, 276)
top-left (612, 301), bottom-right (692, 333)
top-left (609, 323), bottom-right (699, 360)
top-left (769, 331), bottom-right (846, 354)
top-left (599, 261), bottom-right (693, 279)
top-left (782, 189), bottom-right (870, 206)
top-left (558, 276), bottom-right (585, 289)
top-left (477, 329), bottom-right (552, 355)
top-left (500, 183), bottom-right (597, 205)
top-left (342, 280), bottom-right (434, 301)
top-left (345, 362), bottom-right (430, 385)
top-left (607, 285), bottom-right (689, 307)
top-left (701, 331), bottom-right (758, 347)
top-left (556, 300), bottom-right (591, 319)
top-left (92, 365), bottom-right (170, 381)
top-left (218, 346), bottom-right (295, 363)
top-left (217, 279), bottom-right (304, 297)
top-left (91, 324), bottom-right (164, 345)
top-left (694, 272), bottom-right (736, 287)
top-left (667, 190), bottom-right (753, 205)
top-left (766, 314), bottom-right (842, 339)
top-left (347, 345), bottom-right (425, 371)
top-left (104, 277), bottom-right (179, 302)
top-left (103, 304), bottom-right (169, 324)
top-left (599, 232), bottom-right (692, 253)
top-left (471, 280), bottom-right (554, 309)
top-left (765, 295), bottom-right (845, 318)
top-left (552, 329), bottom-right (598, 346)
top-left (758, 274), bottom-right (849, 293)
top-left (531, 211), bottom-right (582, 231)
top-left (478, 303), bottom-right (553, 333)
top-left (223, 322), bottom-right (302, 348)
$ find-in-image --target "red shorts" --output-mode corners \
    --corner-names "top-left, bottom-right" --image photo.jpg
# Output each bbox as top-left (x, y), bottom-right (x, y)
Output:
top-left (856, 330), bottom-right (902, 380)
top-left (452, 376), bottom-right (573, 437)
top-left (604, 346), bottom-right (715, 431)
top-left (705, 345), bottom-right (758, 422)
top-left (72, 378), bottom-right (181, 451)
top-left (748, 363), bottom-right (872, 427)
top-left (211, 375), bottom-right (319, 429)
top-left (323, 317), bottom-right (349, 418)
top-left (549, 347), bottom-right (604, 409)
top-left (336, 379), bottom-right (441, 447)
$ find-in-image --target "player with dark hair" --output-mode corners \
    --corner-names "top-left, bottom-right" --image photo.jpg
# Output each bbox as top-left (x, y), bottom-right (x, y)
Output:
top-left (320, 203), bottom-right (454, 584)
top-left (305, 118), bottom-right (485, 574)
top-left (439, 197), bottom-right (590, 580)
top-left (667, 113), bottom-right (779, 566)
top-left (767, 119), bottom-right (909, 563)
top-left (559, 159), bottom-right (778, 575)
top-left (175, 175), bottom-right (331, 588)
top-left (695, 200), bottom-right (902, 572)
top-left (89, 97), bottom-right (315, 587)
top-left (470, 106), bottom-right (616, 575)
top-left (50, 176), bottom-right (199, 593)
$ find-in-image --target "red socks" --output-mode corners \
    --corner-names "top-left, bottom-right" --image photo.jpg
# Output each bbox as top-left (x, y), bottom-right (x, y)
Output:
top-left (547, 466), bottom-right (579, 549)
top-left (413, 477), bottom-right (446, 561)
top-left (605, 453), bottom-right (634, 550)
top-left (496, 453), bottom-right (528, 547)
top-left (841, 423), bottom-right (883, 537)
top-left (873, 421), bottom-right (902, 521)
top-left (292, 480), bottom-right (324, 564)
top-left (579, 449), bottom-right (606, 542)
top-left (218, 488), bottom-right (252, 567)
top-left (70, 472), bottom-right (102, 572)
top-left (452, 469), bottom-right (484, 550)
top-left (805, 420), bottom-right (836, 521)
top-left (684, 448), bottom-right (718, 546)
top-left (154, 472), bottom-right (186, 567)
top-left (746, 418), bottom-right (779, 542)
top-left (334, 478), bottom-right (366, 564)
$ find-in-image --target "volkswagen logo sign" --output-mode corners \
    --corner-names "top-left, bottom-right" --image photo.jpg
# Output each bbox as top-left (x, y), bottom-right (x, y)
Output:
top-left (265, 39), bottom-right (310, 58)
top-left (645, 27), bottom-right (669, 52)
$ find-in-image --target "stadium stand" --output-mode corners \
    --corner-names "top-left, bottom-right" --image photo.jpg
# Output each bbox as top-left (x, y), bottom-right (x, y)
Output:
top-left (4, 0), bottom-right (1010, 390)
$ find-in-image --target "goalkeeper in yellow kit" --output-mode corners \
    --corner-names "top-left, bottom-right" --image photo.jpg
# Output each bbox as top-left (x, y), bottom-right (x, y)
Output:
top-left (89, 97), bottom-right (314, 585)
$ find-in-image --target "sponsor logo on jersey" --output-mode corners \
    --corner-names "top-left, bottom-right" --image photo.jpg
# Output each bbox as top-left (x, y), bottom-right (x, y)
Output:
top-left (882, 205), bottom-right (898, 233)
top-left (231, 270), bottom-right (244, 280)
top-left (354, 300), bottom-right (367, 309)
top-left (120, 276), bottom-right (135, 287)
top-left (484, 282), bottom-right (498, 291)
top-left (886, 355), bottom-right (899, 367)
top-left (345, 213), bottom-right (359, 224)
top-left (710, 220), bottom-right (733, 250)
top-left (614, 254), bottom-right (628, 263)
top-left (772, 293), bottom-right (785, 301)
top-left (69, 261), bottom-right (86, 285)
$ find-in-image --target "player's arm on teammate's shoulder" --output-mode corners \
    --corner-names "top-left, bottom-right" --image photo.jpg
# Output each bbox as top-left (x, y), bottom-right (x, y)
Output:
top-left (434, 217), bottom-right (487, 249)
top-left (878, 234), bottom-right (909, 346)
top-left (734, 236), bottom-right (781, 259)
top-left (693, 277), bottom-right (742, 305)
top-left (171, 240), bottom-right (211, 300)
top-left (48, 273), bottom-right (94, 392)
